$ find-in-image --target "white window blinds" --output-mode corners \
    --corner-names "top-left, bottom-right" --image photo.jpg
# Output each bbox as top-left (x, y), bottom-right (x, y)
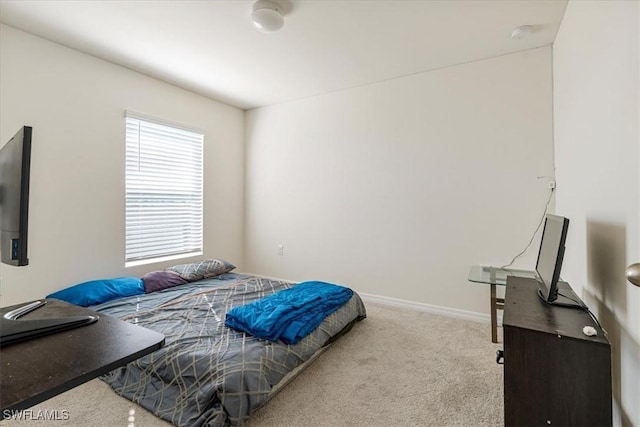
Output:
top-left (125, 114), bottom-right (204, 265)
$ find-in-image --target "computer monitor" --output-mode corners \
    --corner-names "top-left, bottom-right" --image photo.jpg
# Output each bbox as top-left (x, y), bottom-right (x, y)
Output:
top-left (535, 214), bottom-right (585, 308)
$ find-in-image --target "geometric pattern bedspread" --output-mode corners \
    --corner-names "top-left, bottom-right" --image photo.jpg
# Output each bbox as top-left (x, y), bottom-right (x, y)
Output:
top-left (92, 273), bottom-right (367, 427)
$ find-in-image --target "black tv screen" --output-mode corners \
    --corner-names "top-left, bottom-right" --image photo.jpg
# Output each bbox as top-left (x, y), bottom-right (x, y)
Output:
top-left (0, 126), bottom-right (32, 266)
top-left (535, 214), bottom-right (569, 303)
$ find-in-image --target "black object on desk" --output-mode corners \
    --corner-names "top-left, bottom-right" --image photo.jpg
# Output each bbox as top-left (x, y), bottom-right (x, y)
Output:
top-left (0, 300), bottom-right (98, 347)
top-left (502, 276), bottom-right (612, 426)
top-left (0, 299), bottom-right (165, 417)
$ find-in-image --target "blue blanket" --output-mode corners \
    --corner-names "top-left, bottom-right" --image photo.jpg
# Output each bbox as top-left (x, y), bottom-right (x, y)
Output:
top-left (224, 281), bottom-right (353, 344)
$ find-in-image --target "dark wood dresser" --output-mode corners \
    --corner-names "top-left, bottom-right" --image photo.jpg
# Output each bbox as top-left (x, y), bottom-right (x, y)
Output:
top-left (503, 276), bottom-right (612, 426)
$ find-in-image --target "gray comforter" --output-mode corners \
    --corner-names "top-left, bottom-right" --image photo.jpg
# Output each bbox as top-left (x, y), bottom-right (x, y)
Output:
top-left (93, 273), bottom-right (366, 426)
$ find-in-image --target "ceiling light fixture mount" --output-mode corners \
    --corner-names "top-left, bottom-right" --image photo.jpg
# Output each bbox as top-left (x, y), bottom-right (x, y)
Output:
top-left (251, 0), bottom-right (284, 33)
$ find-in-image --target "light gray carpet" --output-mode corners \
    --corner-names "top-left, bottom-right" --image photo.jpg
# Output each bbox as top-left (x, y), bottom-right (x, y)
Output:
top-left (1, 302), bottom-right (503, 427)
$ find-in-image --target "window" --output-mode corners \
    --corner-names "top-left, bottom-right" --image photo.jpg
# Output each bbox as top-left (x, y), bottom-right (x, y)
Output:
top-left (125, 113), bottom-right (203, 266)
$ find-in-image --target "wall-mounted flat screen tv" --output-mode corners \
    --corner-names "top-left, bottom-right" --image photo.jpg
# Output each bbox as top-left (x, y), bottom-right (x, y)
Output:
top-left (0, 126), bottom-right (32, 266)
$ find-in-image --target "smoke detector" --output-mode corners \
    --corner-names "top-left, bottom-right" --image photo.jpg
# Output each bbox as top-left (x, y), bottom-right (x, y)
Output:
top-left (251, 0), bottom-right (284, 33)
top-left (511, 25), bottom-right (534, 40)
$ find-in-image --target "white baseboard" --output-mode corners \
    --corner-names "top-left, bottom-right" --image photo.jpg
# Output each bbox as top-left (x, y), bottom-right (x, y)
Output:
top-left (358, 292), bottom-right (501, 325)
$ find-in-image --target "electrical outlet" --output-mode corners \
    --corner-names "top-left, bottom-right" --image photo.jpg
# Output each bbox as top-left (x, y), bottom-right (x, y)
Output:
top-left (548, 180), bottom-right (556, 189)
top-left (277, 244), bottom-right (284, 256)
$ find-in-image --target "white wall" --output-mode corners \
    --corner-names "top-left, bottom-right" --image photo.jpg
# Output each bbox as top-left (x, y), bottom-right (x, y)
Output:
top-left (245, 47), bottom-right (554, 315)
top-left (553, 1), bottom-right (639, 425)
top-left (0, 25), bottom-right (245, 306)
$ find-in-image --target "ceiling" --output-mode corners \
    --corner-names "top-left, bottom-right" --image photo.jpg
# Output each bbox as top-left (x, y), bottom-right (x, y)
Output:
top-left (0, 0), bottom-right (567, 110)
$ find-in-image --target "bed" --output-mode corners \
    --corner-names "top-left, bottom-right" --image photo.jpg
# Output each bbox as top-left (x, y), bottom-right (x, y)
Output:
top-left (85, 270), bottom-right (366, 427)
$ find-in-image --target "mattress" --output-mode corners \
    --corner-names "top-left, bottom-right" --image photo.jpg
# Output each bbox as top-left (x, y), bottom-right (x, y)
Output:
top-left (92, 273), bottom-right (366, 426)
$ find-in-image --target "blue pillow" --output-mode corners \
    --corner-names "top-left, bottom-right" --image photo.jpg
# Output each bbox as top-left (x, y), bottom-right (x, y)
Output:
top-left (46, 277), bottom-right (145, 307)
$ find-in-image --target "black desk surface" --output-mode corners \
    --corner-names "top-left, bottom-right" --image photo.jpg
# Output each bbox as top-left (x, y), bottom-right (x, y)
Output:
top-left (0, 299), bottom-right (165, 414)
top-left (503, 277), bottom-right (609, 345)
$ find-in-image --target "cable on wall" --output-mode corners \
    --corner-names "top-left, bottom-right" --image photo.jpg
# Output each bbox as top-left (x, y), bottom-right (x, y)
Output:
top-left (500, 187), bottom-right (554, 270)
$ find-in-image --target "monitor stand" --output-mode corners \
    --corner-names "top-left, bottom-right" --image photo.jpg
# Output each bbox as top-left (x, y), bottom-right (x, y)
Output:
top-left (537, 288), bottom-right (587, 309)
top-left (0, 300), bottom-right (98, 347)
